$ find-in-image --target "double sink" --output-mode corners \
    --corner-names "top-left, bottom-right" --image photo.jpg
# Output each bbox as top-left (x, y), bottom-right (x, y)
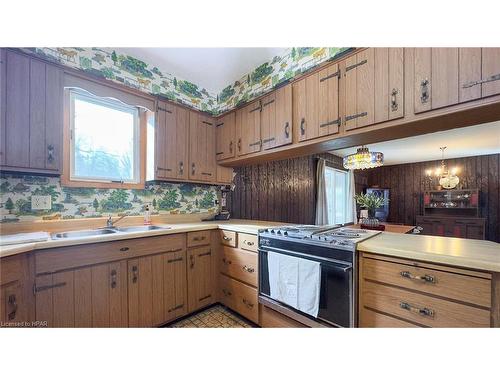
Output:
top-left (51, 225), bottom-right (169, 240)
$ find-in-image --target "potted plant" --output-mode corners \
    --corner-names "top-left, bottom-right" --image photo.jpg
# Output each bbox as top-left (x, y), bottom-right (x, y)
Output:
top-left (355, 192), bottom-right (387, 224)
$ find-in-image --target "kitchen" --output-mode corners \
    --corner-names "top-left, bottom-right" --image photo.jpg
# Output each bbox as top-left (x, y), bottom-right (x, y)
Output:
top-left (1, 3), bottom-right (500, 373)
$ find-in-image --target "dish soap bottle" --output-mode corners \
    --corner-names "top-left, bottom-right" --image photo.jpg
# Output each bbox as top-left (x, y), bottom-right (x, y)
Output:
top-left (144, 204), bottom-right (152, 225)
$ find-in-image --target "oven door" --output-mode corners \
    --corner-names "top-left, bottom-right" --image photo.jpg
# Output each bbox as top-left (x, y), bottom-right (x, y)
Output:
top-left (259, 246), bottom-right (353, 327)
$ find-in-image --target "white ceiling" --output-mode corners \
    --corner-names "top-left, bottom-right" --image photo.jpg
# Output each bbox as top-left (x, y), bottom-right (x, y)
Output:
top-left (331, 121), bottom-right (500, 165)
top-left (116, 48), bottom-right (287, 93)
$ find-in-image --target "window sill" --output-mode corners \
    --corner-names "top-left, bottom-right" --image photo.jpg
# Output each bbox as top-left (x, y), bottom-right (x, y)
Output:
top-left (60, 175), bottom-right (145, 190)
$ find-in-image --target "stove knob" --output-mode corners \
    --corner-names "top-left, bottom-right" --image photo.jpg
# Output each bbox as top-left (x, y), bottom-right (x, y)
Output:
top-left (283, 231), bottom-right (288, 236)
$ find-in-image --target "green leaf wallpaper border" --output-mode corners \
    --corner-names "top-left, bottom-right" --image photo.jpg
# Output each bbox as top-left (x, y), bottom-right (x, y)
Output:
top-left (22, 47), bottom-right (351, 115)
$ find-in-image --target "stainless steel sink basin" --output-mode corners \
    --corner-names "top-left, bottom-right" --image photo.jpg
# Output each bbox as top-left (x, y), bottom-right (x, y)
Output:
top-left (51, 228), bottom-right (118, 240)
top-left (115, 225), bottom-right (168, 233)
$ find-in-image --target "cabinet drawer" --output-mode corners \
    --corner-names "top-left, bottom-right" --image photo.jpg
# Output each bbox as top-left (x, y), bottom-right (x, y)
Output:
top-left (219, 230), bottom-right (237, 247)
top-left (239, 233), bottom-right (258, 252)
top-left (362, 281), bottom-right (490, 327)
top-left (361, 256), bottom-right (491, 308)
top-left (187, 231), bottom-right (211, 247)
top-left (219, 274), bottom-right (258, 324)
top-left (360, 308), bottom-right (420, 328)
top-left (35, 234), bottom-right (186, 274)
top-left (220, 246), bottom-right (258, 287)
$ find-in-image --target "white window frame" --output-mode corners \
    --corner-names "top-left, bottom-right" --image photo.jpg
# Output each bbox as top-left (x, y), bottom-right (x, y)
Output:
top-left (69, 89), bottom-right (141, 184)
top-left (325, 166), bottom-right (349, 225)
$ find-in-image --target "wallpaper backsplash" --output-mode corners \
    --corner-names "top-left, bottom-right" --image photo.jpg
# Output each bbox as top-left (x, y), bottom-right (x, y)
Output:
top-left (23, 47), bottom-right (350, 115)
top-left (0, 173), bottom-right (219, 223)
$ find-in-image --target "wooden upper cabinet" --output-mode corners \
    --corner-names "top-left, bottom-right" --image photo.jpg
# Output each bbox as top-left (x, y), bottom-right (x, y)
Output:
top-left (260, 85), bottom-right (293, 150)
top-left (187, 246), bottom-right (214, 313)
top-left (236, 100), bottom-right (261, 156)
top-left (0, 50), bottom-right (62, 173)
top-left (293, 72), bottom-right (319, 141)
top-left (480, 48), bottom-right (500, 98)
top-left (216, 164), bottom-right (233, 184)
top-left (345, 48), bottom-right (404, 130)
top-left (155, 101), bottom-right (189, 180)
top-left (35, 262), bottom-right (128, 328)
top-left (215, 112), bottom-right (236, 160)
top-left (414, 48), bottom-right (500, 113)
top-left (188, 112), bottom-right (215, 182)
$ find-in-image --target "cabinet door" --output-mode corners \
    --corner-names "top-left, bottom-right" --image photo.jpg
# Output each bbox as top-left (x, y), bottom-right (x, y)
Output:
top-left (236, 101), bottom-right (261, 156)
top-left (156, 102), bottom-right (189, 180)
top-left (163, 250), bottom-right (188, 322)
top-left (128, 257), bottom-right (154, 327)
top-left (318, 64), bottom-right (341, 136)
top-left (0, 49), bottom-right (5, 166)
top-left (261, 85), bottom-right (292, 149)
top-left (189, 112), bottom-right (215, 182)
top-left (35, 262), bottom-right (127, 328)
top-left (459, 48), bottom-right (482, 103)
top-left (215, 112), bottom-right (236, 160)
top-left (0, 281), bottom-right (28, 325)
top-left (414, 48), bottom-right (432, 113)
top-left (431, 48), bottom-right (459, 109)
top-left (4, 51), bottom-right (30, 168)
top-left (187, 246), bottom-right (214, 313)
top-left (216, 164), bottom-right (233, 184)
top-left (293, 73), bottom-right (318, 141)
top-left (481, 48), bottom-right (500, 98)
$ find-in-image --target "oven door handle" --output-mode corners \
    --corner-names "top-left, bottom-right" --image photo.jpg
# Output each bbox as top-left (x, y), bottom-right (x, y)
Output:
top-left (259, 246), bottom-right (353, 271)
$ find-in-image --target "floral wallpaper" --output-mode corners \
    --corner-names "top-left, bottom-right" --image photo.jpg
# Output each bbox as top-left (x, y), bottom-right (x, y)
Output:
top-left (217, 47), bottom-right (351, 112)
top-left (23, 47), bottom-right (351, 115)
top-left (24, 47), bottom-right (218, 114)
top-left (0, 174), bottom-right (219, 223)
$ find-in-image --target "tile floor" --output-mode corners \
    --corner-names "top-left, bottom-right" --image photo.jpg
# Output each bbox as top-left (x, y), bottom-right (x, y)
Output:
top-left (168, 304), bottom-right (254, 328)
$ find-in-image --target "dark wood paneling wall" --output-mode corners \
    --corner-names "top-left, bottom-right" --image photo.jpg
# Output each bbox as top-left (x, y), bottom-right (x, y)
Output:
top-left (364, 154), bottom-right (500, 242)
top-left (228, 153), bottom-right (367, 225)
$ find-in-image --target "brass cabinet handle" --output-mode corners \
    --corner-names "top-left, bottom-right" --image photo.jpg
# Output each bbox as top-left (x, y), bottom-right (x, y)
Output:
top-left (243, 240), bottom-right (254, 246)
top-left (190, 254), bottom-right (195, 269)
top-left (222, 235), bottom-right (232, 241)
top-left (167, 257), bottom-right (184, 263)
top-left (420, 78), bottom-right (430, 103)
top-left (400, 271), bottom-right (436, 283)
top-left (222, 257), bottom-right (232, 265)
top-left (243, 265), bottom-right (255, 273)
top-left (284, 122), bottom-right (290, 138)
top-left (191, 162), bottom-right (195, 175)
top-left (391, 88), bottom-right (399, 111)
top-left (8, 294), bottom-right (17, 321)
top-left (119, 247), bottom-right (129, 252)
top-left (242, 298), bottom-right (254, 308)
top-left (300, 118), bottom-right (306, 135)
top-left (399, 301), bottom-right (434, 317)
top-left (179, 161), bottom-right (184, 175)
top-left (237, 138), bottom-right (242, 151)
top-left (201, 172), bottom-right (212, 176)
top-left (222, 288), bottom-right (232, 297)
top-left (229, 141), bottom-right (233, 153)
top-left (47, 144), bottom-right (55, 164)
top-left (132, 265), bottom-right (138, 283)
top-left (168, 304), bottom-right (184, 313)
top-left (110, 269), bottom-right (117, 289)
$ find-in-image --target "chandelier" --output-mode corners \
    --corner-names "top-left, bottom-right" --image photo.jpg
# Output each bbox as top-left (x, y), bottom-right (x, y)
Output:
top-left (343, 146), bottom-right (384, 170)
top-left (425, 146), bottom-right (459, 189)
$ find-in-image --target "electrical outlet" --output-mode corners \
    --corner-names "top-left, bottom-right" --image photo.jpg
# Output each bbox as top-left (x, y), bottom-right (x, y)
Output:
top-left (31, 195), bottom-right (52, 210)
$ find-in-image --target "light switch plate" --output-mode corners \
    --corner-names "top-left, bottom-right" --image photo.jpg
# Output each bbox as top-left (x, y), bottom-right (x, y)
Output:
top-left (31, 195), bottom-right (52, 210)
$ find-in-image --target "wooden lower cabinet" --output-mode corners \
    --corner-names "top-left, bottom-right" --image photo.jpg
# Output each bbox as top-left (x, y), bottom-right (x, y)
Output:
top-left (128, 250), bottom-right (187, 327)
top-left (416, 215), bottom-right (485, 239)
top-left (358, 253), bottom-right (495, 327)
top-left (219, 273), bottom-right (258, 324)
top-left (35, 261), bottom-right (128, 327)
top-left (187, 246), bottom-right (214, 313)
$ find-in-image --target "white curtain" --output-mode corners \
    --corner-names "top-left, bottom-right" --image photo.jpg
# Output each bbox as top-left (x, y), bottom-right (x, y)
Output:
top-left (315, 159), bottom-right (328, 225)
top-left (346, 170), bottom-right (358, 224)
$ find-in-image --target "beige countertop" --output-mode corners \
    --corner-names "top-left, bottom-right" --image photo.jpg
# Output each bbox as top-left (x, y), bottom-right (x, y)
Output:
top-left (358, 232), bottom-right (500, 273)
top-left (0, 219), bottom-right (284, 258)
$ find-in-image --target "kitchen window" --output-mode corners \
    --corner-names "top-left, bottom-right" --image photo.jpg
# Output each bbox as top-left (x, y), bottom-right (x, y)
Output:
top-left (62, 86), bottom-right (149, 189)
top-left (325, 166), bottom-right (348, 225)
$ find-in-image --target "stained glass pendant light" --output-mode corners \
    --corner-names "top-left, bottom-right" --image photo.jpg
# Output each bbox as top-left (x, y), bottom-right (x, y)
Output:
top-left (343, 146), bottom-right (384, 170)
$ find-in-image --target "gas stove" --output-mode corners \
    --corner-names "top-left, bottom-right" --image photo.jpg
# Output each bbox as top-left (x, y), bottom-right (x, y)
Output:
top-left (258, 224), bottom-right (381, 251)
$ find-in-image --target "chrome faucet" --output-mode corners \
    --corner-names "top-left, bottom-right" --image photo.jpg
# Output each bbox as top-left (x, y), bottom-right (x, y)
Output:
top-left (106, 213), bottom-right (129, 229)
